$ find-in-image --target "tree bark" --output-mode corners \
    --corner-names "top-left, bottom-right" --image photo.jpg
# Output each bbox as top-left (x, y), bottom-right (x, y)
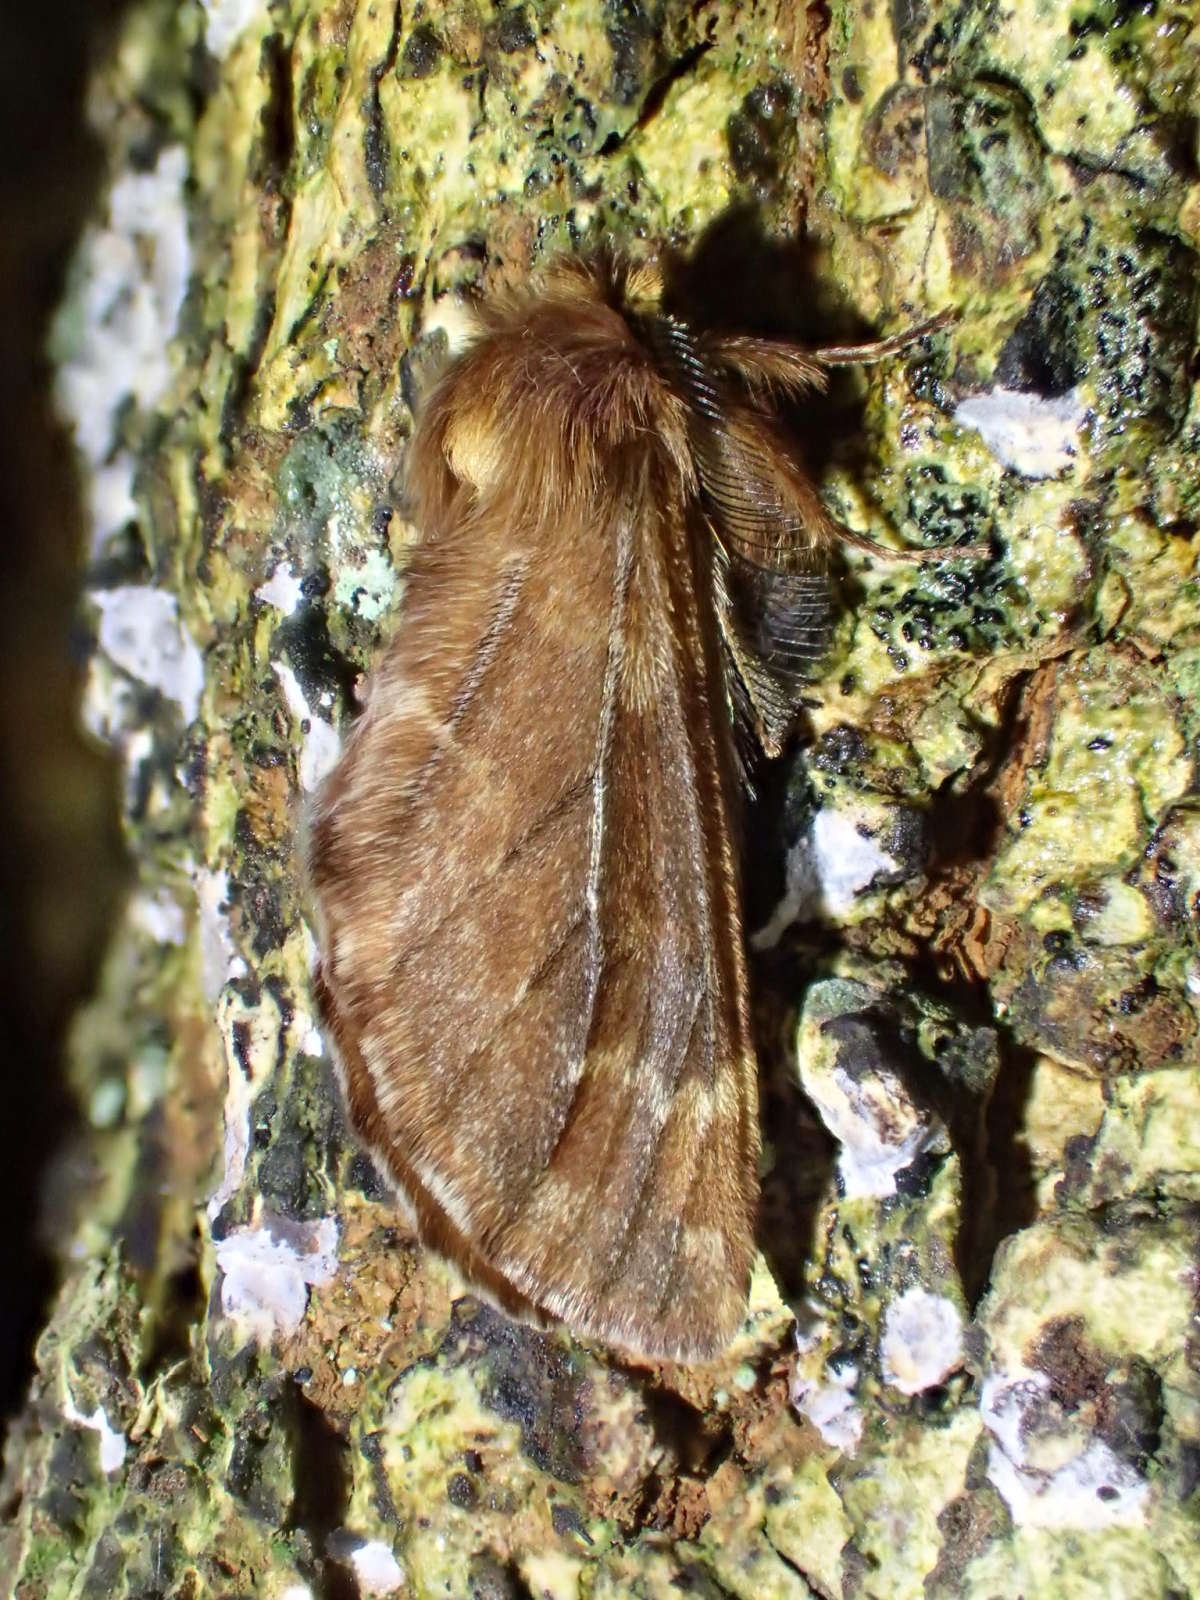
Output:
top-left (4, 0), bottom-right (1198, 1596)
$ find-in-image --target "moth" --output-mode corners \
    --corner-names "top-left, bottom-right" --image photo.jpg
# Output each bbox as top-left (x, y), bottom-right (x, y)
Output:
top-left (307, 255), bottom-right (978, 1362)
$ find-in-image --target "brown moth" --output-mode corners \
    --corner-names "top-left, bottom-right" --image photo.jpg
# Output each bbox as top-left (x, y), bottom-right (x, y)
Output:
top-left (307, 255), bottom-right (978, 1362)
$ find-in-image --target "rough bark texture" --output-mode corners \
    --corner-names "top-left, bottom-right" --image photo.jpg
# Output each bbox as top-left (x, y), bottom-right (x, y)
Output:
top-left (3, 0), bottom-right (1199, 1596)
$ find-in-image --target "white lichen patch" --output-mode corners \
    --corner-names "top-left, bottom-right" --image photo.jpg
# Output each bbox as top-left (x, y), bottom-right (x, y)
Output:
top-left (824, 1068), bottom-right (933, 1200)
top-left (256, 561), bottom-right (305, 615)
top-left (346, 1541), bottom-right (405, 1595)
top-left (795, 978), bottom-right (944, 1200)
top-left (196, 867), bottom-right (247, 1002)
top-left (54, 147), bottom-right (190, 548)
top-left (215, 1214), bottom-right (339, 1340)
top-left (955, 387), bottom-right (1087, 478)
top-left (208, 982), bottom-right (285, 1217)
top-left (881, 1288), bottom-right (964, 1394)
top-left (753, 806), bottom-right (901, 947)
top-left (274, 661), bottom-right (341, 793)
top-left (88, 1078), bottom-right (125, 1129)
top-left (129, 886), bottom-right (188, 946)
top-left (62, 1394), bottom-right (127, 1475)
top-left (1075, 878), bottom-right (1154, 947)
top-left (981, 1372), bottom-right (1149, 1530)
top-left (803, 1056), bottom-right (934, 1201)
top-left (199, 0), bottom-right (270, 59)
top-left (791, 1361), bottom-right (864, 1454)
top-left (292, 1003), bottom-right (326, 1059)
top-left (333, 546), bottom-right (398, 623)
top-left (92, 586), bottom-right (205, 724)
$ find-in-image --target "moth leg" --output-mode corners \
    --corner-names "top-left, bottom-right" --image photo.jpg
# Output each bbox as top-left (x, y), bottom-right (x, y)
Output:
top-left (836, 519), bottom-right (993, 563)
top-left (699, 334), bottom-right (828, 399)
top-left (702, 309), bottom-right (956, 395)
top-left (807, 307), bottom-right (957, 366)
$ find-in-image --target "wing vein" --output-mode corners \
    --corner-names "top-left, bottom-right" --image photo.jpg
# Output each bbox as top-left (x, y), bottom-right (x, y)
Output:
top-left (459, 908), bottom-right (587, 1071)
top-left (385, 772), bottom-right (591, 982)
top-left (581, 503), bottom-right (638, 1055)
top-left (595, 970), bottom-right (707, 1295)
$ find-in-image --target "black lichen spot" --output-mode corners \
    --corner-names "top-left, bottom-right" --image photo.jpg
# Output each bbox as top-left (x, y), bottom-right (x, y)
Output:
top-left (300, 567), bottom-right (331, 601)
top-left (347, 1149), bottom-right (388, 1201)
top-left (996, 269), bottom-right (1088, 397)
top-left (232, 858), bottom-right (287, 957)
top-left (365, 8), bottom-right (404, 199)
top-left (727, 80), bottom-right (794, 188)
top-left (1060, 1131), bottom-right (1097, 1197)
top-left (561, 95), bottom-right (599, 155)
top-left (447, 1470), bottom-right (477, 1508)
top-left (360, 1428), bottom-right (403, 1528)
top-left (258, 1128), bottom-right (311, 1217)
top-left (1028, 1315), bottom-right (1107, 1411)
top-left (903, 464), bottom-right (998, 556)
top-left (822, 1009), bottom-right (918, 1090)
top-left (468, 1552), bottom-right (533, 1600)
top-left (892, 1146), bottom-right (941, 1197)
top-left (448, 1301), bottom-right (586, 1482)
top-left (253, 1092), bottom-right (278, 1150)
top-left (1091, 228), bottom-right (1198, 445)
top-left (273, 598), bottom-right (357, 711)
top-left (925, 81), bottom-right (1049, 276)
top-left (890, 0), bottom-right (928, 63)
top-left (550, 1499), bottom-right (593, 1542)
top-left (494, 6), bottom-right (535, 53)
top-left (604, 0), bottom-right (661, 107)
top-left (401, 22), bottom-right (442, 78)
top-left (810, 723), bottom-right (869, 778)
top-left (909, 19), bottom-right (955, 81)
top-left (881, 805), bottom-right (931, 880)
top-left (861, 84), bottom-right (925, 178)
top-left (928, 1484), bottom-right (1013, 1591)
top-left (1103, 1359), bottom-right (1164, 1469)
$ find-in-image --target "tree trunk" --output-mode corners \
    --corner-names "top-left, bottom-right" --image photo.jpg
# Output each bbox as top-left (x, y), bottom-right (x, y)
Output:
top-left (4, 0), bottom-right (1198, 1596)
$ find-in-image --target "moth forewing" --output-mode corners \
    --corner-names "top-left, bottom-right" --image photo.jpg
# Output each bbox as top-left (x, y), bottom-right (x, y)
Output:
top-left (308, 257), bottom-right (976, 1360)
top-left (308, 259), bottom-right (760, 1362)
